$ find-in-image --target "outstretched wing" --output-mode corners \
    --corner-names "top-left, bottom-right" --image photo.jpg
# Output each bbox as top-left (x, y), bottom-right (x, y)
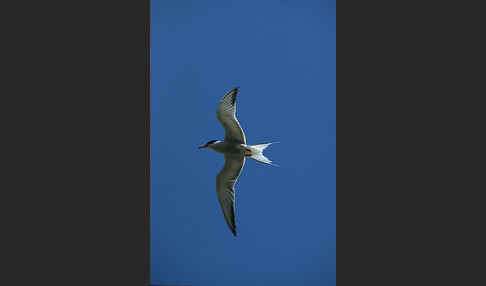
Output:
top-left (216, 87), bottom-right (246, 144)
top-left (216, 154), bottom-right (245, 236)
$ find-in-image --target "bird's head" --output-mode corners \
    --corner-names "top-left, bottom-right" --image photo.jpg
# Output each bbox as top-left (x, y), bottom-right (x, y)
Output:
top-left (198, 140), bottom-right (219, 149)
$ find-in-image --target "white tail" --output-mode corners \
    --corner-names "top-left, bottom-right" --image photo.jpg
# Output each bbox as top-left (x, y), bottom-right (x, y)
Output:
top-left (248, 142), bottom-right (279, 166)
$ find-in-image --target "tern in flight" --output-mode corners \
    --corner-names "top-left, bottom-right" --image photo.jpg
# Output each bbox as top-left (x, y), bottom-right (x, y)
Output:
top-left (199, 87), bottom-right (278, 237)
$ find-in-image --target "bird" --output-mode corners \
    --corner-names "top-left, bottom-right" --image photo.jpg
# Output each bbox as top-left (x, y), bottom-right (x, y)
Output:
top-left (199, 87), bottom-right (278, 237)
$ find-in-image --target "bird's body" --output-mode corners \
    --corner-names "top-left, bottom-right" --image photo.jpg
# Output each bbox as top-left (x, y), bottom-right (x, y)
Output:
top-left (206, 140), bottom-right (245, 155)
top-left (206, 141), bottom-right (266, 158)
top-left (199, 87), bottom-right (278, 237)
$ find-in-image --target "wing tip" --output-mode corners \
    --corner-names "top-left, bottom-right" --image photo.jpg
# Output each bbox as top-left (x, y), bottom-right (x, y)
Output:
top-left (231, 88), bottom-right (238, 105)
top-left (227, 87), bottom-right (239, 94)
top-left (229, 221), bottom-right (237, 237)
top-left (220, 87), bottom-right (239, 106)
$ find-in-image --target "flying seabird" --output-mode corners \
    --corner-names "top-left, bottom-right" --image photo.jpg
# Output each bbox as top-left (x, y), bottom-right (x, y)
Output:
top-left (199, 87), bottom-right (278, 237)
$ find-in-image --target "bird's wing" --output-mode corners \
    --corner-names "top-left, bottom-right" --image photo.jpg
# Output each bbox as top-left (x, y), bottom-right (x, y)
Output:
top-left (216, 87), bottom-right (246, 144)
top-left (216, 154), bottom-right (245, 236)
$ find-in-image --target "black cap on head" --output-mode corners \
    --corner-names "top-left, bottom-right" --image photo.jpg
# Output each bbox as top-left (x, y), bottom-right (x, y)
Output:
top-left (207, 140), bottom-right (218, 145)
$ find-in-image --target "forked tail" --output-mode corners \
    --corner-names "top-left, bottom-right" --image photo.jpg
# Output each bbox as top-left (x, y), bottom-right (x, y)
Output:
top-left (248, 142), bottom-right (279, 166)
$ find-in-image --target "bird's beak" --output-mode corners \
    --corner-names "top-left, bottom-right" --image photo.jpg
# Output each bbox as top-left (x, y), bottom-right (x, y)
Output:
top-left (198, 144), bottom-right (208, 149)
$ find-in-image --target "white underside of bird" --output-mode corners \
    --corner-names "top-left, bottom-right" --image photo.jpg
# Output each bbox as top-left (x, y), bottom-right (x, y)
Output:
top-left (199, 87), bottom-right (278, 237)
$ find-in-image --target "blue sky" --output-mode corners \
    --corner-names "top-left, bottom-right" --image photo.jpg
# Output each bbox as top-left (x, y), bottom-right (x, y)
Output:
top-left (150, 1), bottom-right (335, 285)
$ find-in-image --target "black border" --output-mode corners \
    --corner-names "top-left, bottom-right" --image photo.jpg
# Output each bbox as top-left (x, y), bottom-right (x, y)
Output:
top-left (145, 0), bottom-right (151, 284)
top-left (4, 1), bottom-right (150, 285)
top-left (337, 1), bottom-right (485, 285)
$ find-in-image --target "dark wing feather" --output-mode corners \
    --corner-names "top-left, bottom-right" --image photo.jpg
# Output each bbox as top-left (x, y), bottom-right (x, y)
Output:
top-left (216, 87), bottom-right (246, 144)
top-left (216, 154), bottom-right (245, 236)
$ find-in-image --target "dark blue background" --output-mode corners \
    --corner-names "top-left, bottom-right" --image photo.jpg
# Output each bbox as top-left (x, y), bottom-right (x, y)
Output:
top-left (151, 1), bottom-right (335, 285)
